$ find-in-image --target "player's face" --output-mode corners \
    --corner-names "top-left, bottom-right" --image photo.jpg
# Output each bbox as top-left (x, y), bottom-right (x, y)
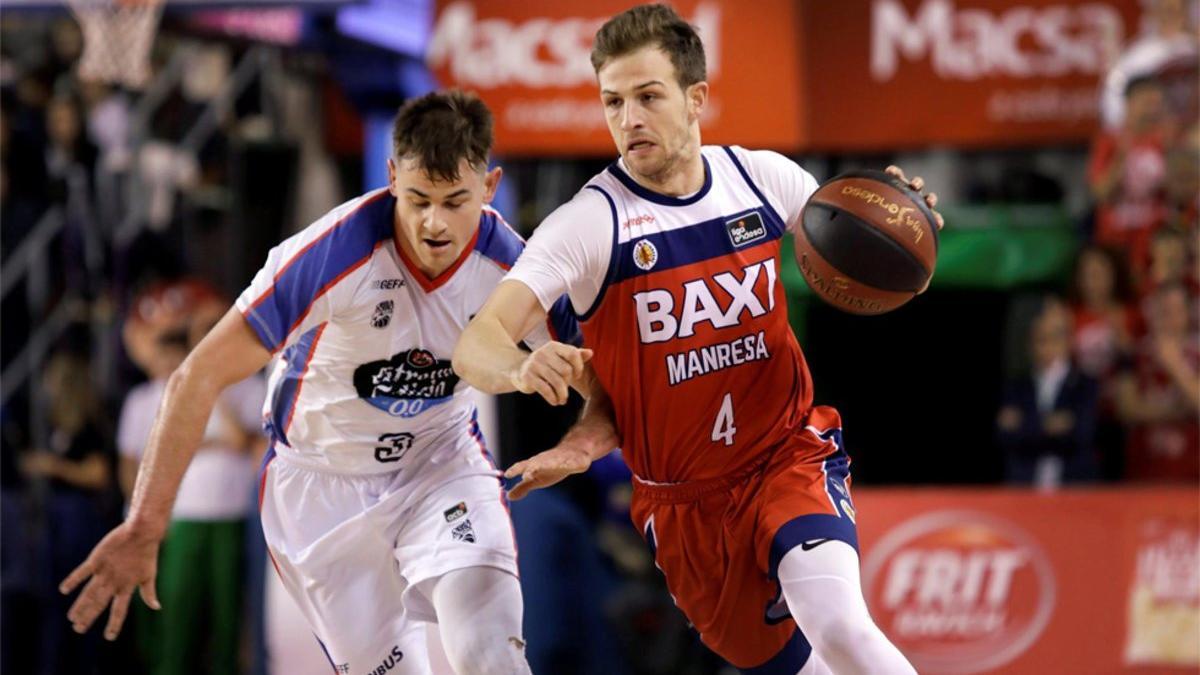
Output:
top-left (388, 157), bottom-right (501, 278)
top-left (598, 46), bottom-right (707, 184)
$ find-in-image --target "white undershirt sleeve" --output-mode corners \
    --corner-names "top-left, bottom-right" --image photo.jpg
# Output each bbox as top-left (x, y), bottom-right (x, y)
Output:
top-left (731, 146), bottom-right (821, 236)
top-left (504, 187), bottom-right (615, 319)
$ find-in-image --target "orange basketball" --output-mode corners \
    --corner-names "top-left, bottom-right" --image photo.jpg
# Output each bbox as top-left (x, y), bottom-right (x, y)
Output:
top-left (795, 170), bottom-right (940, 315)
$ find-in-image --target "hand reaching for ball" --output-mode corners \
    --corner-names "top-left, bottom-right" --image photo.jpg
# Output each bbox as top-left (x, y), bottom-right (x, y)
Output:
top-left (885, 165), bottom-right (945, 231)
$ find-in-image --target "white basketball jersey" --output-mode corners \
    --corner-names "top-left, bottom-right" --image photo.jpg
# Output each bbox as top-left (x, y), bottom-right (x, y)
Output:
top-left (236, 188), bottom-right (579, 474)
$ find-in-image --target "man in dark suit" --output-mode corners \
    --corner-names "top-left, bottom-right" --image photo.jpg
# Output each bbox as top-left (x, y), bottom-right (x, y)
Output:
top-left (997, 297), bottom-right (1101, 487)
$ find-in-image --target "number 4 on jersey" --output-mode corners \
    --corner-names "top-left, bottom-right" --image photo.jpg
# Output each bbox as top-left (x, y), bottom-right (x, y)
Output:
top-left (712, 393), bottom-right (737, 446)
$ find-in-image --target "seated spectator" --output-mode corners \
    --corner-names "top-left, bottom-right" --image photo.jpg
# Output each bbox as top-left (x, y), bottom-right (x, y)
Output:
top-left (1116, 283), bottom-right (1200, 481)
top-left (997, 298), bottom-right (1101, 488)
top-left (1089, 75), bottom-right (1169, 278)
top-left (20, 349), bottom-right (115, 675)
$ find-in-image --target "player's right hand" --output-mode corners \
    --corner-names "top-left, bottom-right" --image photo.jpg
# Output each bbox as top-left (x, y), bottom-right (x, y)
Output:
top-left (60, 522), bottom-right (162, 641)
top-left (510, 342), bottom-right (593, 406)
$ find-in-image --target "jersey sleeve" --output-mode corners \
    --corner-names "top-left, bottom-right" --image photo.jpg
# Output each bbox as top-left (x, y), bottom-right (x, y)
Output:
top-left (731, 146), bottom-right (820, 236)
top-left (234, 226), bottom-right (362, 354)
top-left (504, 187), bottom-right (614, 318)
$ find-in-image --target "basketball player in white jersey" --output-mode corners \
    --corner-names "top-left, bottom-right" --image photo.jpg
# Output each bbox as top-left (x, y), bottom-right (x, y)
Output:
top-left (455, 5), bottom-right (943, 674)
top-left (61, 90), bottom-right (613, 675)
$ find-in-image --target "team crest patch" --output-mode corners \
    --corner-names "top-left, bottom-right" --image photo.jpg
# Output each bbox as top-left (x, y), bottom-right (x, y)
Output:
top-left (371, 300), bottom-right (394, 329)
top-left (443, 502), bottom-right (468, 522)
top-left (632, 239), bottom-right (658, 271)
top-left (451, 519), bottom-right (476, 543)
top-left (725, 212), bottom-right (767, 248)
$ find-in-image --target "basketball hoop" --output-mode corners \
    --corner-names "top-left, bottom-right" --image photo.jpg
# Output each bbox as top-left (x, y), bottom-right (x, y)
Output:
top-left (66, 0), bottom-right (165, 90)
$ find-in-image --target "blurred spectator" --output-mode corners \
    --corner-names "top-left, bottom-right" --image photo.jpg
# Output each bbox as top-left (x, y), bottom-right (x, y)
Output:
top-left (1101, 0), bottom-right (1199, 131)
top-left (21, 349), bottom-right (116, 675)
top-left (118, 279), bottom-right (265, 675)
top-left (997, 298), bottom-right (1101, 488)
top-left (1068, 246), bottom-right (1137, 480)
top-left (1088, 75), bottom-right (1170, 278)
top-left (1116, 283), bottom-right (1200, 481)
top-left (44, 92), bottom-right (97, 205)
top-left (1069, 246), bottom-right (1137, 378)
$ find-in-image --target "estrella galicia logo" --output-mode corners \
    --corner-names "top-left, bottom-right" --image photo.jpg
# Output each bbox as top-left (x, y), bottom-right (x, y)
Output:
top-left (375, 432), bottom-right (414, 463)
top-left (371, 300), bottom-right (394, 329)
top-left (353, 349), bottom-right (458, 417)
top-left (726, 211), bottom-right (767, 247)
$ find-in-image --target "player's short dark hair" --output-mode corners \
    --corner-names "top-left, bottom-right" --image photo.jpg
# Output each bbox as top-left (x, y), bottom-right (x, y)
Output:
top-left (591, 3), bottom-right (707, 90)
top-left (1124, 73), bottom-right (1162, 97)
top-left (392, 90), bottom-right (493, 182)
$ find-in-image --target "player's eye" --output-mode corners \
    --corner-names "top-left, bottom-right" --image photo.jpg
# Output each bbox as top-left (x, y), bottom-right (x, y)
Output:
top-left (412, 201), bottom-right (430, 209)
top-left (445, 202), bottom-right (464, 210)
top-left (605, 98), bottom-right (621, 109)
top-left (640, 93), bottom-right (657, 103)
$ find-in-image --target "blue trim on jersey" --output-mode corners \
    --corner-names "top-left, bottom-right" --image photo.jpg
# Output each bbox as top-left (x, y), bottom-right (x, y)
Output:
top-left (314, 635), bottom-right (338, 672)
top-left (577, 185), bottom-right (620, 322)
top-left (606, 155), bottom-right (713, 206)
top-left (266, 324), bottom-right (323, 447)
top-left (244, 193), bottom-right (393, 353)
top-left (474, 209), bottom-right (524, 269)
top-left (548, 296), bottom-right (583, 346)
top-left (721, 146), bottom-right (788, 229)
top-left (611, 206), bottom-right (780, 285)
top-left (741, 629), bottom-right (813, 675)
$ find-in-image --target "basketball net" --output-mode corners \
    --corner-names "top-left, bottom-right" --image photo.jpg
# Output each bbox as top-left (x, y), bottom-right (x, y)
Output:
top-left (66, 0), bottom-right (165, 90)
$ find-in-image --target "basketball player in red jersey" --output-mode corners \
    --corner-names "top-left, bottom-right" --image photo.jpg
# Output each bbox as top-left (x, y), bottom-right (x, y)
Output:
top-left (454, 4), bottom-right (943, 673)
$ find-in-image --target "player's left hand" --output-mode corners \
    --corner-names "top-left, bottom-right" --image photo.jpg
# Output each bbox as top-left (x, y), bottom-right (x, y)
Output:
top-left (60, 522), bottom-right (162, 640)
top-left (886, 165), bottom-right (945, 231)
top-left (504, 444), bottom-right (593, 500)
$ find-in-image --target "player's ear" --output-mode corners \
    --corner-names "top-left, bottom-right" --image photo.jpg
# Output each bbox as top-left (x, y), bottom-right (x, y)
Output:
top-left (482, 165), bottom-right (503, 203)
top-left (686, 81), bottom-right (708, 123)
top-left (386, 158), bottom-right (399, 197)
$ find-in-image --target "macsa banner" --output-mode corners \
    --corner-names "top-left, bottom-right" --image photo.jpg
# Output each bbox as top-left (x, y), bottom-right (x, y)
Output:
top-left (855, 488), bottom-right (1199, 674)
top-left (427, 0), bottom-right (805, 156)
top-left (798, 0), bottom-right (1145, 150)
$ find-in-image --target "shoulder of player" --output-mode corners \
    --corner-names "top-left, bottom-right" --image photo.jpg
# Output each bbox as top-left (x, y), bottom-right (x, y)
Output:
top-left (471, 206), bottom-right (526, 271)
top-left (275, 188), bottom-right (394, 260)
top-left (714, 145), bottom-right (799, 178)
top-left (539, 185), bottom-right (614, 232)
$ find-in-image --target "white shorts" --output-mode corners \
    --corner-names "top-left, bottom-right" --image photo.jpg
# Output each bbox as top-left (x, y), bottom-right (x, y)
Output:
top-left (258, 446), bottom-right (518, 674)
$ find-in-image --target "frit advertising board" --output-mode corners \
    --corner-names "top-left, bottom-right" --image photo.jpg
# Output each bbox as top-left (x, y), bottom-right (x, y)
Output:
top-left (855, 488), bottom-right (1199, 674)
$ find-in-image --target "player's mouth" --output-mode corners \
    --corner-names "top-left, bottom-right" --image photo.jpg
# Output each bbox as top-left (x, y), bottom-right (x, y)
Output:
top-left (627, 139), bottom-right (655, 155)
top-left (423, 238), bottom-right (452, 250)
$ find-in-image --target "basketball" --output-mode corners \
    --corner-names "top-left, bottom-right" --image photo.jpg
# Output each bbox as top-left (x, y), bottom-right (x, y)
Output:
top-left (795, 170), bottom-right (940, 315)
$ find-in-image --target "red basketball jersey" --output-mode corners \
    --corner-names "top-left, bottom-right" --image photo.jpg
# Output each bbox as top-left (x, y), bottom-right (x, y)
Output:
top-left (578, 147), bottom-right (816, 482)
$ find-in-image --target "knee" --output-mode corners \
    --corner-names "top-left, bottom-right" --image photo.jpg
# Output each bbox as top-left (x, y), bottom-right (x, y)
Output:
top-left (442, 631), bottom-right (529, 675)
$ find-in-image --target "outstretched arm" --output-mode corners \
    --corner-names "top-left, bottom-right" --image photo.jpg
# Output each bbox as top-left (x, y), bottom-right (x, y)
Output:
top-left (61, 308), bottom-right (271, 640)
top-left (505, 365), bottom-right (620, 500)
top-left (454, 280), bottom-right (592, 406)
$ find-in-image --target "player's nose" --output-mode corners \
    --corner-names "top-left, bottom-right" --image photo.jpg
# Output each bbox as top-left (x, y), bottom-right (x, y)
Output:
top-left (619, 101), bottom-right (642, 131)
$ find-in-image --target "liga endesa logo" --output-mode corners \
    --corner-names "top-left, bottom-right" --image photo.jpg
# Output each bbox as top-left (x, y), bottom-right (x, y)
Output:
top-left (862, 511), bottom-right (1057, 674)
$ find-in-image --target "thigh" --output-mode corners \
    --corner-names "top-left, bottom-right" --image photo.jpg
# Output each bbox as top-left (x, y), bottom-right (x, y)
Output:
top-left (392, 473), bottom-right (519, 624)
top-left (754, 413), bottom-right (860, 587)
top-left (260, 462), bottom-right (432, 675)
top-left (630, 493), bottom-right (803, 671)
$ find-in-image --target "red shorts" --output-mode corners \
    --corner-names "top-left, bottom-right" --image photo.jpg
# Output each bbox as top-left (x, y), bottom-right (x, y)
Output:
top-left (629, 406), bottom-right (858, 672)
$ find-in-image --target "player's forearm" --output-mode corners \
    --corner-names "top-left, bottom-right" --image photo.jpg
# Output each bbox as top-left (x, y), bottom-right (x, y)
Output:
top-left (453, 315), bottom-right (528, 395)
top-left (567, 386), bottom-right (620, 463)
top-left (125, 360), bottom-right (225, 539)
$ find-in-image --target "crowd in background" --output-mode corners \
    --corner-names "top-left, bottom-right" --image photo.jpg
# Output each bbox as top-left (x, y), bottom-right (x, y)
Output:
top-left (997, 0), bottom-right (1199, 490)
top-left (1, 4), bottom-right (1198, 675)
